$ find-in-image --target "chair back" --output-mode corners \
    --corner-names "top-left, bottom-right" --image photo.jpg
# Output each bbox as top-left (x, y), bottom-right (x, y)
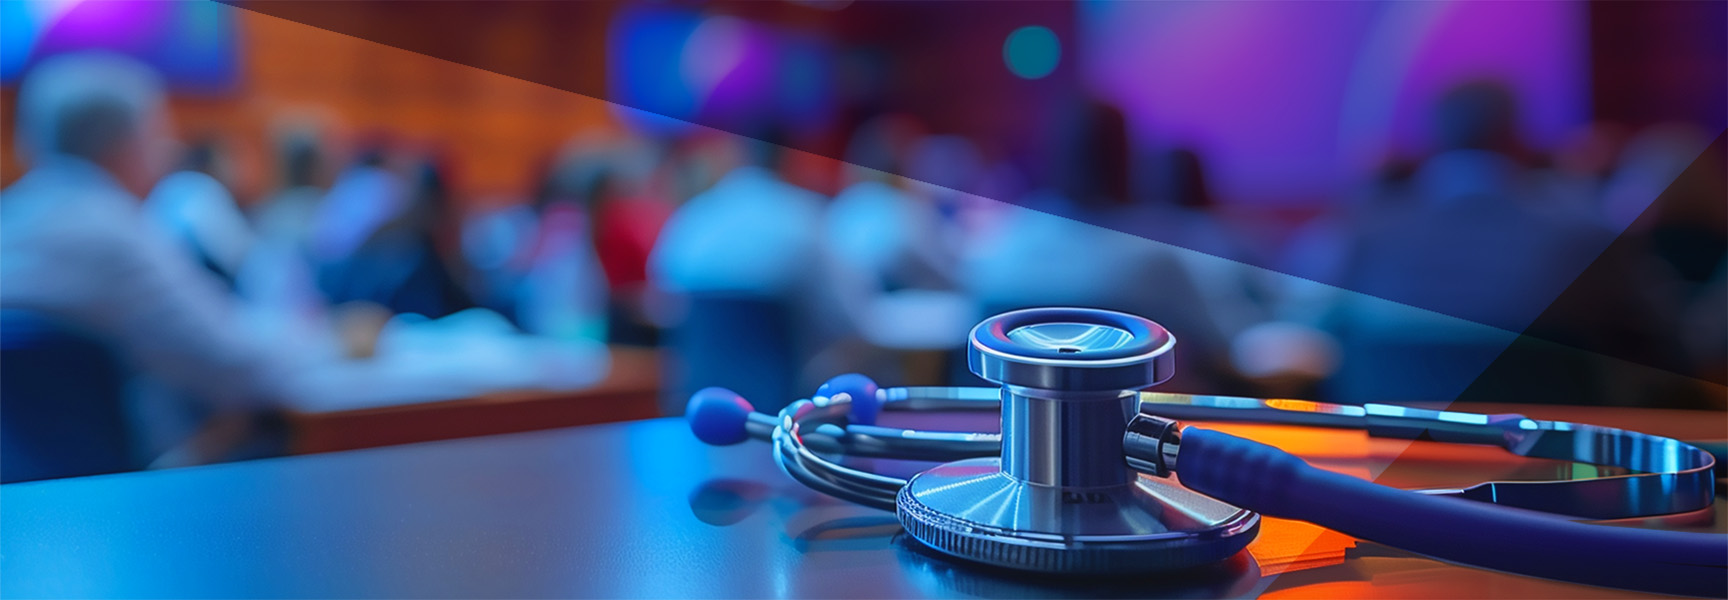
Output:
top-left (1, 310), bottom-right (133, 483)
top-left (662, 294), bottom-right (797, 415)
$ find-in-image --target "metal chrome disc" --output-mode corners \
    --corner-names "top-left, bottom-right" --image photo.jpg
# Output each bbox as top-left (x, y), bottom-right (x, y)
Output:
top-left (896, 458), bottom-right (1260, 574)
top-left (969, 308), bottom-right (1176, 392)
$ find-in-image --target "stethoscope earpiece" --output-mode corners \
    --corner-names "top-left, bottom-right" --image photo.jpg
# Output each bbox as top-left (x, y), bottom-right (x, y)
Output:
top-left (685, 387), bottom-right (754, 446)
top-left (686, 372), bottom-right (883, 446)
top-left (814, 373), bottom-right (883, 425)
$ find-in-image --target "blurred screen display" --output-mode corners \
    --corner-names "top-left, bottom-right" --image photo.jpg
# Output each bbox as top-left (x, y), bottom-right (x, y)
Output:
top-left (1, 0), bottom-right (238, 92)
top-left (607, 4), bottom-right (835, 135)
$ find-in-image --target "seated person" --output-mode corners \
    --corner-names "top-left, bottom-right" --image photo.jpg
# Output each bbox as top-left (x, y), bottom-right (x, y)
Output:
top-left (823, 120), bottom-right (979, 383)
top-left (514, 137), bottom-right (668, 345)
top-left (648, 133), bottom-right (834, 413)
top-left (142, 140), bottom-right (255, 290)
top-left (318, 159), bottom-right (478, 320)
top-left (1, 53), bottom-right (304, 465)
top-left (515, 154), bottom-right (611, 343)
top-left (826, 117), bottom-right (956, 296)
top-left (1320, 82), bottom-right (1673, 406)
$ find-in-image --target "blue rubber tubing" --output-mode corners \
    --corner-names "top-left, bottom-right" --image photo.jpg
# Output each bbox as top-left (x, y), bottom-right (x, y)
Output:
top-left (1179, 428), bottom-right (1728, 598)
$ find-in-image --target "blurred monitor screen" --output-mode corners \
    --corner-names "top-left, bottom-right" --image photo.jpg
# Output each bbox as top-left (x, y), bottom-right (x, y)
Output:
top-left (2, 0), bottom-right (239, 92)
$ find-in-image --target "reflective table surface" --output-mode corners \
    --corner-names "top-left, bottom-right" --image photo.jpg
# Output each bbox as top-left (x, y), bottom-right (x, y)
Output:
top-left (3, 405), bottom-right (1722, 598)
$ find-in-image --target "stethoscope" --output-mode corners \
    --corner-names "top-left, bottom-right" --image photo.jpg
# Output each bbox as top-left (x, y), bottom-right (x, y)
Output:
top-left (686, 307), bottom-right (1726, 597)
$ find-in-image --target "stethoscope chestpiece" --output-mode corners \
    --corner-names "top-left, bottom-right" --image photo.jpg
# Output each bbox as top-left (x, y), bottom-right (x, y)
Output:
top-left (898, 307), bottom-right (1259, 575)
top-left (688, 305), bottom-right (1726, 592)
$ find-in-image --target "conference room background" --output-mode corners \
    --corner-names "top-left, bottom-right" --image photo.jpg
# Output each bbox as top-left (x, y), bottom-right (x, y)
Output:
top-left (0, 0), bottom-right (1723, 474)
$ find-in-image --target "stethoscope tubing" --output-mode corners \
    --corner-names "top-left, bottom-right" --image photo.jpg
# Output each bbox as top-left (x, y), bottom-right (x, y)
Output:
top-left (772, 399), bottom-right (904, 510)
top-left (1180, 427), bottom-right (1728, 598)
top-left (762, 387), bottom-right (1721, 518)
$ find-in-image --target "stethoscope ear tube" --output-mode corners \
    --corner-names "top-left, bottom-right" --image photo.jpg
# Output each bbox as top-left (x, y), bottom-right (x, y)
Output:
top-left (770, 397), bottom-right (906, 511)
top-left (1177, 428), bottom-right (1728, 598)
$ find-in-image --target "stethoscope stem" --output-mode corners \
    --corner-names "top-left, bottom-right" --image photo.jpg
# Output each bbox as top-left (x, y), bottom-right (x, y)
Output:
top-left (1122, 411), bottom-right (1181, 477)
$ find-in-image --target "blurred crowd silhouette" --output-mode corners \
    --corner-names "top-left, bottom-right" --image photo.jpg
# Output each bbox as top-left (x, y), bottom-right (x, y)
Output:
top-left (2, 50), bottom-right (1722, 481)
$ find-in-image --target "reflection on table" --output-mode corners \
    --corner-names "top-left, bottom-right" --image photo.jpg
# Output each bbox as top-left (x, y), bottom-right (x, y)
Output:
top-left (9, 401), bottom-right (1717, 598)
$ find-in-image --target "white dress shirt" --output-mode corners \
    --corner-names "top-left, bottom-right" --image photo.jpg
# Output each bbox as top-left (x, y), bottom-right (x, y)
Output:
top-left (2, 157), bottom-right (297, 409)
top-left (649, 167), bottom-right (826, 296)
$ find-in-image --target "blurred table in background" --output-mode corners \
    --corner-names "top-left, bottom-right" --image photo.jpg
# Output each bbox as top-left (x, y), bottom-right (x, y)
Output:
top-left (5, 401), bottom-right (1719, 598)
top-left (286, 346), bottom-right (661, 454)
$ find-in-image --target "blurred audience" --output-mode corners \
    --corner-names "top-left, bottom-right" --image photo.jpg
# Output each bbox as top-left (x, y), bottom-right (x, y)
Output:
top-left (319, 158), bottom-right (478, 319)
top-left (1307, 81), bottom-right (1691, 405)
top-left (648, 130), bottom-right (835, 413)
top-left (252, 129), bottom-right (328, 254)
top-left (5, 45), bottom-right (1722, 484)
top-left (1, 53), bottom-right (303, 475)
top-left (903, 135), bottom-right (999, 265)
top-left (143, 138), bottom-right (255, 289)
top-left (234, 129), bottom-right (333, 339)
top-left (308, 145), bottom-right (404, 268)
top-left (824, 118), bottom-right (977, 355)
top-left (583, 137), bottom-right (675, 346)
top-left (515, 146), bottom-right (612, 343)
top-left (1344, 82), bottom-right (1616, 330)
top-left (826, 115), bottom-right (949, 295)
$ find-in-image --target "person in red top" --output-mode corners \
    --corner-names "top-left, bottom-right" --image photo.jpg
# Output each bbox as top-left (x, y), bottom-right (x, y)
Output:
top-left (531, 137), bottom-right (674, 345)
top-left (593, 191), bottom-right (672, 294)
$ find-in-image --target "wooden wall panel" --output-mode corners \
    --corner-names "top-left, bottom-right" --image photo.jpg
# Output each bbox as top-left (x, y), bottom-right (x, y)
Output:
top-left (1, 5), bottom-right (620, 208)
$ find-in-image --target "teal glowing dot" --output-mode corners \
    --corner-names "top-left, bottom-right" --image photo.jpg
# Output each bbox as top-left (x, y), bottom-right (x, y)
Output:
top-left (1003, 25), bottom-right (1060, 80)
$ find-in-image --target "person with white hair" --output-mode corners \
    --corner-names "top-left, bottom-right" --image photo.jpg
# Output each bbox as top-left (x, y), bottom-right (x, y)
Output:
top-left (1, 52), bottom-right (302, 463)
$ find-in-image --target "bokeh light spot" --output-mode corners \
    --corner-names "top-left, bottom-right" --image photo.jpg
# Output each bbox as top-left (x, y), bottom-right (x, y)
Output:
top-left (1004, 25), bottom-right (1060, 80)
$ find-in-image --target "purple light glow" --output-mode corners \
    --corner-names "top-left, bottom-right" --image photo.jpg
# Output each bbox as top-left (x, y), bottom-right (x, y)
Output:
top-left (1366, 2), bottom-right (1588, 161)
top-left (694, 17), bottom-right (780, 126)
top-left (10, 0), bottom-right (237, 91)
top-left (1081, 2), bottom-right (1587, 206)
top-left (32, 0), bottom-right (173, 59)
